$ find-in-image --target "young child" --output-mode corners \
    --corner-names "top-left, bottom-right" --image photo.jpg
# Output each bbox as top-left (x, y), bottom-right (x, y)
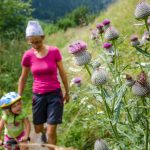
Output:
top-left (0, 92), bottom-right (31, 150)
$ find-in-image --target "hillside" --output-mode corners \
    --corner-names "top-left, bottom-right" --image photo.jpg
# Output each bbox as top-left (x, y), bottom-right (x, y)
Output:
top-left (31, 0), bottom-right (115, 21)
top-left (46, 0), bottom-right (150, 149)
top-left (0, 0), bottom-right (150, 149)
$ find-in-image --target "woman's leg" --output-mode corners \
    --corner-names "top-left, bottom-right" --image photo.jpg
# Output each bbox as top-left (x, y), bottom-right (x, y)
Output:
top-left (47, 124), bottom-right (57, 150)
top-left (34, 124), bottom-right (44, 133)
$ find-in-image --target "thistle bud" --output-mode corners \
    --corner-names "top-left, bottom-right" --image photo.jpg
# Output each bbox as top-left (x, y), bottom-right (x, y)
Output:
top-left (104, 26), bottom-right (119, 41)
top-left (96, 23), bottom-right (104, 34)
top-left (135, 2), bottom-right (150, 19)
top-left (94, 139), bottom-right (109, 150)
top-left (125, 74), bottom-right (135, 87)
top-left (132, 82), bottom-right (149, 96)
top-left (74, 51), bottom-right (91, 66)
top-left (102, 19), bottom-right (111, 31)
top-left (130, 35), bottom-right (140, 47)
top-left (91, 29), bottom-right (99, 40)
top-left (72, 77), bottom-right (82, 87)
top-left (103, 42), bottom-right (114, 55)
top-left (91, 68), bottom-right (108, 85)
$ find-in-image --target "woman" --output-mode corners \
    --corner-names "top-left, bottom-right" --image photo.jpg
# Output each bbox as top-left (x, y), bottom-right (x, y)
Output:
top-left (18, 20), bottom-right (69, 150)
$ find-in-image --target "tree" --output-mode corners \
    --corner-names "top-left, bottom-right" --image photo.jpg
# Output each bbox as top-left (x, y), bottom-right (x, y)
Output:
top-left (0, 0), bottom-right (32, 39)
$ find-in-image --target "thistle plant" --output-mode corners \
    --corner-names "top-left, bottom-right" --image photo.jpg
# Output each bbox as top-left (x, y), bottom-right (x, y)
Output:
top-left (91, 67), bottom-right (108, 86)
top-left (68, 40), bottom-right (92, 76)
top-left (132, 71), bottom-right (150, 96)
top-left (71, 77), bottom-right (82, 87)
top-left (134, 1), bottom-right (150, 34)
top-left (96, 23), bottom-right (104, 34)
top-left (130, 35), bottom-right (140, 47)
top-left (91, 29), bottom-right (99, 41)
top-left (96, 23), bottom-right (104, 43)
top-left (126, 71), bottom-right (149, 150)
top-left (70, 77), bottom-right (82, 101)
top-left (104, 26), bottom-right (119, 41)
top-left (94, 139), bottom-right (109, 150)
top-left (102, 19), bottom-right (111, 31)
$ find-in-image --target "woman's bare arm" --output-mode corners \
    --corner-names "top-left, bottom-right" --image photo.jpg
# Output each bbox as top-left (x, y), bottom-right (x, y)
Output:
top-left (18, 67), bottom-right (30, 96)
top-left (57, 61), bottom-right (70, 103)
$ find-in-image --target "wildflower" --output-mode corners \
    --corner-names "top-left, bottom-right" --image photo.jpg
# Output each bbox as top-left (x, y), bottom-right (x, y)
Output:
top-left (125, 74), bottom-right (135, 87)
top-left (68, 40), bottom-right (91, 66)
top-left (102, 19), bottom-right (111, 31)
top-left (91, 68), bottom-right (108, 85)
top-left (73, 50), bottom-right (91, 66)
top-left (104, 26), bottom-right (119, 41)
top-left (103, 42), bottom-right (114, 55)
top-left (94, 139), bottom-right (109, 150)
top-left (68, 40), bottom-right (87, 54)
top-left (141, 31), bottom-right (150, 44)
top-left (130, 35), bottom-right (140, 47)
top-left (132, 71), bottom-right (150, 96)
top-left (96, 23), bottom-right (104, 34)
top-left (91, 29), bottom-right (99, 40)
top-left (134, 2), bottom-right (150, 19)
top-left (72, 77), bottom-right (82, 87)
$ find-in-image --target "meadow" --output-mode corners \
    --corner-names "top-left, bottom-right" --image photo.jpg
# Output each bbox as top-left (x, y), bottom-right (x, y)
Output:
top-left (0, 0), bottom-right (150, 149)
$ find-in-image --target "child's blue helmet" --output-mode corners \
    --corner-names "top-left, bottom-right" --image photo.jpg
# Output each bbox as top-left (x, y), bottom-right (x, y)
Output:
top-left (0, 92), bottom-right (21, 108)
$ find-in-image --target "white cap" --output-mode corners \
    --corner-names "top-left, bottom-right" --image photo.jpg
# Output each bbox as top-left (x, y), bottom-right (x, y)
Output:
top-left (26, 20), bottom-right (44, 37)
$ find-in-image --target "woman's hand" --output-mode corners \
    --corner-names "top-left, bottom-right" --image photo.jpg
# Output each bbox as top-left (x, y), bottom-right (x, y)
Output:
top-left (63, 93), bottom-right (70, 104)
top-left (21, 136), bottom-right (30, 142)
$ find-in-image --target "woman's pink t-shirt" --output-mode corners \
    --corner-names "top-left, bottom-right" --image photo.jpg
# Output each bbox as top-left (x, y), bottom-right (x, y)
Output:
top-left (21, 46), bottom-right (62, 94)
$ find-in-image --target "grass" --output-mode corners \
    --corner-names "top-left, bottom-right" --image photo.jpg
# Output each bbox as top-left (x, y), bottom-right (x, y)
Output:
top-left (0, 0), bottom-right (150, 149)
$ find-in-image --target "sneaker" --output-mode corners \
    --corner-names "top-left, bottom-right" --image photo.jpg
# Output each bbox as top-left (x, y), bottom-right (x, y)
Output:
top-left (41, 132), bottom-right (47, 143)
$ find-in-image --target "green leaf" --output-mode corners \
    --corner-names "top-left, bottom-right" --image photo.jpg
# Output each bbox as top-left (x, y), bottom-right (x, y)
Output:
top-left (135, 46), bottom-right (150, 57)
top-left (113, 84), bottom-right (127, 125)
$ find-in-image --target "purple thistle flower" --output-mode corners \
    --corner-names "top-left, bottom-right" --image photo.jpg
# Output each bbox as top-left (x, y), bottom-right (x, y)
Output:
top-left (73, 77), bottom-right (82, 84)
top-left (96, 23), bottom-right (104, 33)
top-left (103, 42), bottom-right (114, 56)
top-left (130, 35), bottom-right (139, 41)
top-left (72, 77), bottom-right (82, 87)
top-left (102, 19), bottom-right (111, 31)
top-left (103, 42), bottom-right (112, 49)
top-left (130, 35), bottom-right (140, 47)
top-left (68, 40), bottom-right (87, 54)
top-left (102, 19), bottom-right (111, 26)
top-left (96, 23), bottom-right (103, 29)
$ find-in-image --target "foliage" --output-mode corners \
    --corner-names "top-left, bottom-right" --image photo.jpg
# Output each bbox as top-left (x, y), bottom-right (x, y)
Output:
top-left (0, 0), bottom-right (150, 149)
top-left (31, 0), bottom-right (115, 22)
top-left (56, 6), bottom-right (90, 31)
top-left (0, 0), bottom-right (32, 39)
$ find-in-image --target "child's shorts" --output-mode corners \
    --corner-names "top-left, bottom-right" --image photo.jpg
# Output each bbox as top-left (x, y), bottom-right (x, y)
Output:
top-left (4, 131), bottom-right (25, 150)
top-left (32, 88), bottom-right (64, 125)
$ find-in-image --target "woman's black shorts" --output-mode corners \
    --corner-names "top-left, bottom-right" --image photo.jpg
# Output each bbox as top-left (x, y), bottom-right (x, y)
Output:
top-left (32, 88), bottom-right (64, 125)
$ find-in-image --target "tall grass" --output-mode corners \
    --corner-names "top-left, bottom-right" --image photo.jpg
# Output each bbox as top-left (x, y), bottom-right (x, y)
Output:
top-left (0, 0), bottom-right (150, 149)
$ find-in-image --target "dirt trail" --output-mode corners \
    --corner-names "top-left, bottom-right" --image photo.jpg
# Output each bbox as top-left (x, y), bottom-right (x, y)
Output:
top-left (28, 123), bottom-right (48, 150)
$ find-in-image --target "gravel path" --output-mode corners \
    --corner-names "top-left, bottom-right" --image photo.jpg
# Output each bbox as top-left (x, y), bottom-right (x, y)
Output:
top-left (28, 123), bottom-right (48, 150)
